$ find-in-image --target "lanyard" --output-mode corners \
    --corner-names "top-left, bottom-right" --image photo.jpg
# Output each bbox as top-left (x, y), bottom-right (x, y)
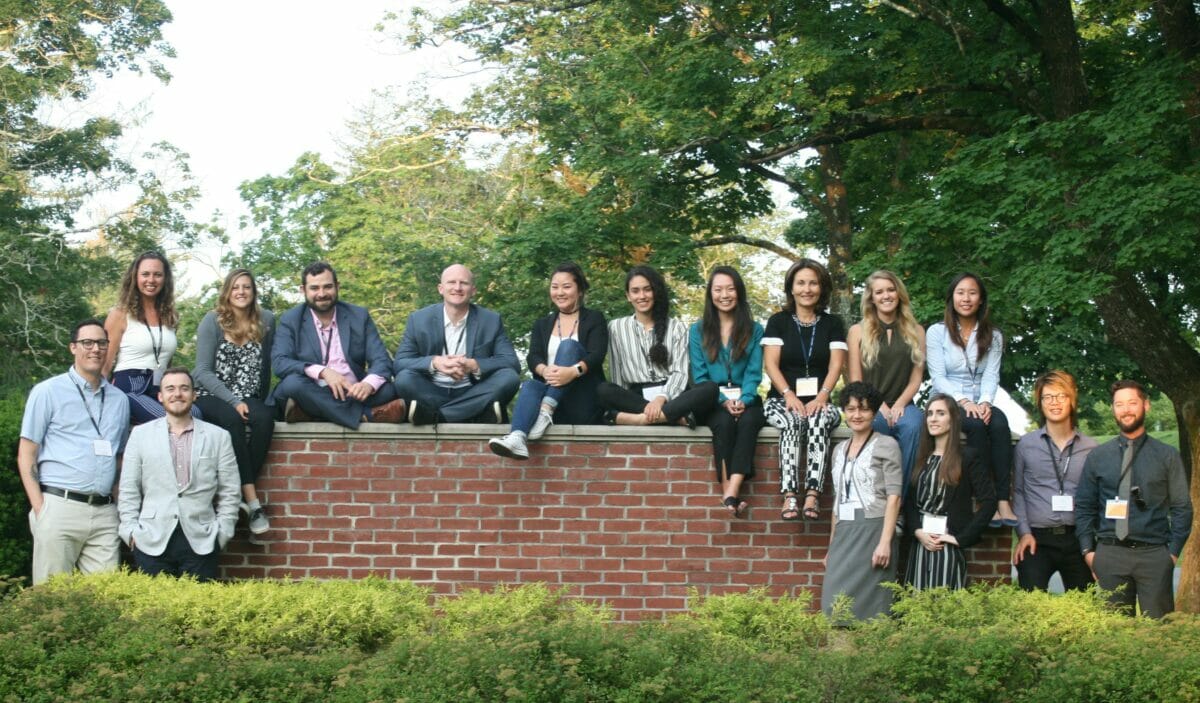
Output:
top-left (444, 320), bottom-right (466, 356)
top-left (956, 324), bottom-right (980, 383)
top-left (841, 431), bottom-right (875, 498)
top-left (1041, 434), bottom-right (1076, 495)
top-left (791, 315), bottom-right (819, 376)
top-left (148, 323), bottom-right (163, 367)
top-left (74, 383), bottom-right (105, 439)
top-left (555, 312), bottom-right (579, 340)
top-left (1117, 437), bottom-right (1142, 488)
top-left (721, 344), bottom-right (736, 386)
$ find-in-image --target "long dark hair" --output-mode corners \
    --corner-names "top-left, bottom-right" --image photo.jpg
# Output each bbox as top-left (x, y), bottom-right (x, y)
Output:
top-left (701, 266), bottom-right (752, 362)
top-left (626, 265), bottom-right (671, 369)
top-left (912, 393), bottom-right (965, 488)
top-left (942, 272), bottom-right (996, 363)
top-left (118, 251), bottom-right (178, 327)
top-left (783, 258), bottom-right (832, 314)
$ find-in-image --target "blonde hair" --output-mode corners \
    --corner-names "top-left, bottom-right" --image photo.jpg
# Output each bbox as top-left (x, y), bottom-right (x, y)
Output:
top-left (215, 269), bottom-right (264, 345)
top-left (859, 270), bottom-right (923, 369)
top-left (1033, 369), bottom-right (1079, 427)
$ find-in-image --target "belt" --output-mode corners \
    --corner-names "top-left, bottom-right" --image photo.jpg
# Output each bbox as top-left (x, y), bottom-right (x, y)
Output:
top-left (1098, 537), bottom-right (1162, 549)
top-left (1031, 525), bottom-right (1075, 536)
top-left (40, 484), bottom-right (113, 506)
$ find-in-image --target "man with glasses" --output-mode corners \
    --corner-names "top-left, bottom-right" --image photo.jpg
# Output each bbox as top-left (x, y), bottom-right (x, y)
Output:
top-left (1011, 370), bottom-right (1098, 591)
top-left (1076, 380), bottom-right (1192, 617)
top-left (18, 319), bottom-right (130, 583)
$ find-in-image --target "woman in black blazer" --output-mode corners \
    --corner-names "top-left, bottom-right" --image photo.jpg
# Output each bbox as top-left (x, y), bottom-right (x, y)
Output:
top-left (904, 393), bottom-right (997, 589)
top-left (489, 262), bottom-right (608, 459)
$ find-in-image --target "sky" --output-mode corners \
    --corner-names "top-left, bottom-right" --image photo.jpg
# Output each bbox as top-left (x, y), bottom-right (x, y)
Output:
top-left (92, 0), bottom-right (474, 283)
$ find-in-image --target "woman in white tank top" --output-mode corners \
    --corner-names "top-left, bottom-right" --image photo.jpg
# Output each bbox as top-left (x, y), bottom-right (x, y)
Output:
top-left (103, 251), bottom-right (200, 424)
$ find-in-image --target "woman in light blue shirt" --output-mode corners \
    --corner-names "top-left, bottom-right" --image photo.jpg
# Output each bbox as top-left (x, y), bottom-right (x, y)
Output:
top-left (926, 272), bottom-right (1014, 527)
top-left (689, 266), bottom-right (765, 517)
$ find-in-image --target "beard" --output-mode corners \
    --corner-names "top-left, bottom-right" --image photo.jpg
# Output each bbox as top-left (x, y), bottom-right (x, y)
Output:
top-left (307, 294), bottom-right (336, 313)
top-left (1116, 411), bottom-right (1146, 435)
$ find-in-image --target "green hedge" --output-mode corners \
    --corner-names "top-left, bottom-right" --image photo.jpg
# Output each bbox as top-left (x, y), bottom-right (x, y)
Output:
top-left (0, 393), bottom-right (30, 582)
top-left (2, 576), bottom-right (1199, 702)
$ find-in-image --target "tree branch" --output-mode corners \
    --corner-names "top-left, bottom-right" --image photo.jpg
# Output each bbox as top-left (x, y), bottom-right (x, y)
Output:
top-left (694, 235), bottom-right (802, 260)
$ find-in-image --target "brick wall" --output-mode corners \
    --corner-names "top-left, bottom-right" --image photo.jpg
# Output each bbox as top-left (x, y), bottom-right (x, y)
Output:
top-left (221, 423), bottom-right (1013, 621)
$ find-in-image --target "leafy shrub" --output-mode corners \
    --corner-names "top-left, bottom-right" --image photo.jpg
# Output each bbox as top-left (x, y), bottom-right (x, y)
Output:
top-left (435, 582), bottom-right (611, 638)
top-left (680, 586), bottom-right (829, 651)
top-left (0, 393), bottom-right (31, 582)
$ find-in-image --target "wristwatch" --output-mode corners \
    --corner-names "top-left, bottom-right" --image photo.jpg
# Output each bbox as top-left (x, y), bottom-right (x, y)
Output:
top-left (574, 362), bottom-right (586, 376)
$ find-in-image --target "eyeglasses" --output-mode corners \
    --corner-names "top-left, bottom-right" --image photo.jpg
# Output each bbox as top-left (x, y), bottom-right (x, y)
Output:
top-left (72, 339), bottom-right (110, 350)
top-left (1040, 393), bottom-right (1068, 404)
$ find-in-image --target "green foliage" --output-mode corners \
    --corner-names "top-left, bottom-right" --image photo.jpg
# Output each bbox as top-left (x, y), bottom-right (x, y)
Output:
top-left (0, 393), bottom-right (30, 582)
top-left (2, 578), bottom-right (1200, 702)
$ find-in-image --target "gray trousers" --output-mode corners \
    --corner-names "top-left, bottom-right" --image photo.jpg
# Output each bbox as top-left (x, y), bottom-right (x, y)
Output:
top-left (1094, 541), bottom-right (1175, 618)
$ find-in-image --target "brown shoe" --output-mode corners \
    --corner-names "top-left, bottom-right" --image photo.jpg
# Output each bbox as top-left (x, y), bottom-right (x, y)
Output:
top-left (369, 398), bottom-right (407, 423)
top-left (284, 399), bottom-right (314, 423)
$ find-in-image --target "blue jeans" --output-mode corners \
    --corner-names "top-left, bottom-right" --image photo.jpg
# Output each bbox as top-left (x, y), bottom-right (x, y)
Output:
top-left (871, 402), bottom-right (923, 497)
top-left (510, 339), bottom-right (585, 434)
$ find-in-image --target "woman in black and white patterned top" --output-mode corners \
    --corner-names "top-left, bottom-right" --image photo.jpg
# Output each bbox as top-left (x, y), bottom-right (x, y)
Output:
top-left (193, 268), bottom-right (276, 536)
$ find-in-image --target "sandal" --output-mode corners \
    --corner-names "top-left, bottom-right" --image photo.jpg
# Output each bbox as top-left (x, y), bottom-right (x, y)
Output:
top-left (723, 496), bottom-right (748, 517)
top-left (802, 494), bottom-right (820, 521)
top-left (780, 494), bottom-right (801, 521)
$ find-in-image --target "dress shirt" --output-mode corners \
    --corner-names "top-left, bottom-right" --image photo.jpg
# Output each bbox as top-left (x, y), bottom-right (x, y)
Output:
top-left (1012, 427), bottom-right (1098, 536)
top-left (168, 422), bottom-right (195, 489)
top-left (304, 308), bottom-right (385, 391)
top-left (433, 309), bottom-right (472, 388)
top-left (19, 366), bottom-right (130, 495)
top-left (688, 321), bottom-right (764, 406)
top-left (1075, 433), bottom-right (1193, 556)
top-left (926, 322), bottom-right (1003, 404)
top-left (607, 316), bottom-right (689, 399)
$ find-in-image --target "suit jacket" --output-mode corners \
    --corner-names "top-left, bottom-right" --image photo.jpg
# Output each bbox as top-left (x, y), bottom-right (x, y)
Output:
top-left (904, 446), bottom-right (997, 549)
top-left (392, 303), bottom-right (519, 379)
top-left (272, 301), bottom-right (392, 383)
top-left (118, 417), bottom-right (240, 556)
top-left (193, 308), bottom-right (276, 405)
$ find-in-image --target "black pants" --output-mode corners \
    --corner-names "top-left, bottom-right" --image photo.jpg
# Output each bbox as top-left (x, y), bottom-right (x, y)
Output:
top-left (961, 405), bottom-right (1012, 499)
top-left (133, 524), bottom-right (220, 582)
top-left (194, 395), bottom-right (274, 486)
top-left (597, 381), bottom-right (717, 423)
top-left (699, 397), bottom-right (765, 482)
top-left (1094, 540), bottom-right (1176, 618)
top-left (1016, 527), bottom-right (1094, 592)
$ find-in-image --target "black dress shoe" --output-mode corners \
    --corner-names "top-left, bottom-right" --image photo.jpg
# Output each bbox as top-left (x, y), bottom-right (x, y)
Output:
top-left (409, 401), bottom-right (440, 426)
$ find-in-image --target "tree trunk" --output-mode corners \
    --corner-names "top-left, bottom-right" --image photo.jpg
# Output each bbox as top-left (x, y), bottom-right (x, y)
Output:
top-left (815, 144), bottom-right (855, 319)
top-left (1154, 0), bottom-right (1200, 152)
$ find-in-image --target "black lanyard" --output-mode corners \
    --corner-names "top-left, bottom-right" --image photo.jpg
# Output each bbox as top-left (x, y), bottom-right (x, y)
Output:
top-left (841, 430), bottom-right (875, 497)
top-left (148, 323), bottom-right (163, 366)
top-left (1117, 436), bottom-right (1142, 490)
top-left (791, 315), bottom-right (819, 376)
top-left (74, 383), bottom-right (105, 439)
top-left (444, 320), bottom-right (466, 356)
top-left (956, 324), bottom-right (980, 385)
top-left (1041, 434), bottom-right (1076, 495)
top-left (555, 312), bottom-right (579, 340)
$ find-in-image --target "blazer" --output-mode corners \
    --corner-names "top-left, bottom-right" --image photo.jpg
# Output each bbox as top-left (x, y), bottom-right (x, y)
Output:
top-left (118, 417), bottom-right (240, 556)
top-left (392, 303), bottom-right (520, 379)
top-left (527, 306), bottom-right (608, 382)
top-left (903, 446), bottom-right (997, 549)
top-left (272, 301), bottom-right (393, 383)
top-left (192, 309), bottom-right (276, 405)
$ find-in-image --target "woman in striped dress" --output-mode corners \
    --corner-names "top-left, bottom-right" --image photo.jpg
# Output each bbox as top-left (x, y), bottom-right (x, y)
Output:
top-left (904, 393), bottom-right (997, 589)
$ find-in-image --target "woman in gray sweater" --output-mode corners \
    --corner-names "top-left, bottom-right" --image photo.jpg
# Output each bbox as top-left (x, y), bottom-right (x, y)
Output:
top-left (821, 381), bottom-right (903, 622)
top-left (193, 269), bottom-right (276, 535)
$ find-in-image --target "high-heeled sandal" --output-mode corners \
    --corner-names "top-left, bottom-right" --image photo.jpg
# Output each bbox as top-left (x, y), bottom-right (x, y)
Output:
top-left (802, 493), bottom-right (820, 520)
top-left (780, 495), bottom-right (800, 521)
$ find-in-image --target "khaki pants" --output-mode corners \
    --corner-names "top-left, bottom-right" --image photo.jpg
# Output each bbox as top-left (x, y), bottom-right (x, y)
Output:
top-left (29, 493), bottom-right (120, 585)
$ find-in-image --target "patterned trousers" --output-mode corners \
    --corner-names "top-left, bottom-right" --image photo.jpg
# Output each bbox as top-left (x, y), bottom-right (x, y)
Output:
top-left (763, 397), bottom-right (841, 494)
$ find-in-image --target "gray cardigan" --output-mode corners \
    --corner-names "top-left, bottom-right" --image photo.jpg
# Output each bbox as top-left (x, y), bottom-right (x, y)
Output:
top-left (830, 434), bottom-right (904, 519)
top-left (192, 309), bottom-right (275, 406)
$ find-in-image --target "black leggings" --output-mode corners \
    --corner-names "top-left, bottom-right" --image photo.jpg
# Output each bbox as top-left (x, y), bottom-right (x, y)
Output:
top-left (194, 396), bottom-right (275, 486)
top-left (699, 397), bottom-right (765, 482)
top-left (597, 381), bottom-right (717, 423)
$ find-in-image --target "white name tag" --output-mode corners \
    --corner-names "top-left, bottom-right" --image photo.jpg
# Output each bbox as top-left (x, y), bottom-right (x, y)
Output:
top-left (720, 385), bottom-right (741, 401)
top-left (93, 439), bottom-right (113, 457)
top-left (641, 385), bottom-right (666, 402)
top-left (1105, 498), bottom-right (1129, 520)
top-left (795, 377), bottom-right (819, 397)
top-left (838, 503), bottom-right (857, 522)
top-left (1052, 494), bottom-right (1074, 512)
top-left (922, 514), bottom-right (948, 535)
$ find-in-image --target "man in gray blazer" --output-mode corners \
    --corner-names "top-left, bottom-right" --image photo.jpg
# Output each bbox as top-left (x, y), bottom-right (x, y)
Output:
top-left (394, 264), bottom-right (520, 424)
top-left (271, 262), bottom-right (405, 428)
top-left (118, 367), bottom-right (240, 581)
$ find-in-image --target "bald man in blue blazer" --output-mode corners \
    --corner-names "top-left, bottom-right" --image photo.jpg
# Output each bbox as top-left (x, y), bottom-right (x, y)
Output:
top-left (393, 264), bottom-right (520, 424)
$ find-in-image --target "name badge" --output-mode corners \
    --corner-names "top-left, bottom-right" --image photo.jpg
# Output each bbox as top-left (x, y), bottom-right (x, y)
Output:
top-left (720, 385), bottom-right (741, 401)
top-left (641, 385), bottom-right (667, 402)
top-left (93, 439), bottom-right (113, 457)
top-left (795, 377), bottom-right (819, 397)
top-left (1051, 494), bottom-right (1073, 512)
top-left (922, 514), bottom-right (948, 535)
top-left (1105, 498), bottom-right (1129, 520)
top-left (838, 502), bottom-right (857, 522)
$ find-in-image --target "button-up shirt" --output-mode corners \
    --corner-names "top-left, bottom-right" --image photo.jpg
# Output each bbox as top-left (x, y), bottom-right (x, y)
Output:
top-left (926, 322), bottom-right (1003, 404)
top-left (432, 309), bottom-right (472, 389)
top-left (304, 308), bottom-right (385, 391)
top-left (1012, 427), bottom-right (1098, 536)
top-left (168, 421), bottom-right (194, 489)
top-left (20, 366), bottom-right (130, 495)
top-left (1075, 433), bottom-right (1193, 556)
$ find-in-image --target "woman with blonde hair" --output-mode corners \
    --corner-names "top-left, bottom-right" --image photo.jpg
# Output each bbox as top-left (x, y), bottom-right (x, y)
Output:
top-left (846, 270), bottom-right (926, 487)
top-left (192, 268), bottom-right (276, 534)
top-left (104, 251), bottom-right (200, 424)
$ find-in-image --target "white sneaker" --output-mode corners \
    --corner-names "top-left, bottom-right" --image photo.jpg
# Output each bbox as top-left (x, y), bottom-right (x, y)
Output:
top-left (528, 411), bottom-right (554, 440)
top-left (488, 432), bottom-right (529, 460)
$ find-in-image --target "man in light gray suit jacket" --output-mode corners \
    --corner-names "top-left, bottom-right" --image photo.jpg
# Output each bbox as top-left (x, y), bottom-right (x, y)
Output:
top-left (119, 367), bottom-right (240, 581)
top-left (394, 264), bottom-right (520, 424)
